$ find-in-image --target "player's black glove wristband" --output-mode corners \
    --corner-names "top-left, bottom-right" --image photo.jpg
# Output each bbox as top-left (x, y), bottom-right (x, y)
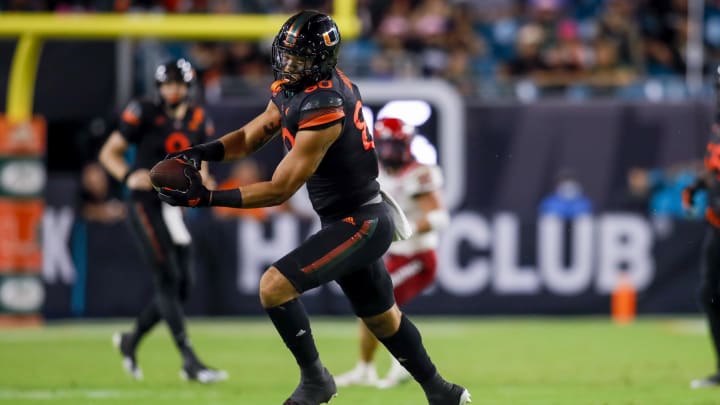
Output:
top-left (209, 189), bottom-right (243, 208)
top-left (682, 178), bottom-right (707, 210)
top-left (165, 140), bottom-right (225, 170)
top-left (193, 140), bottom-right (225, 162)
top-left (121, 170), bottom-right (132, 185)
top-left (157, 168), bottom-right (211, 207)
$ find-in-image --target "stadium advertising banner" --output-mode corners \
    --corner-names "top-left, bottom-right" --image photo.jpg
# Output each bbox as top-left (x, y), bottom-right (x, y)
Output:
top-left (0, 116), bottom-right (45, 325)
top-left (42, 97), bottom-right (711, 317)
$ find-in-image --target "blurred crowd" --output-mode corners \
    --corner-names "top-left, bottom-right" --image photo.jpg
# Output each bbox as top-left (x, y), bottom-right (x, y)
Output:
top-left (348, 0), bottom-right (720, 98)
top-left (4, 0), bottom-right (720, 99)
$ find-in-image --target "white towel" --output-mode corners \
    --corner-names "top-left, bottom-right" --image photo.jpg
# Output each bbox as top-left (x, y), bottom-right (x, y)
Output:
top-left (161, 203), bottom-right (192, 246)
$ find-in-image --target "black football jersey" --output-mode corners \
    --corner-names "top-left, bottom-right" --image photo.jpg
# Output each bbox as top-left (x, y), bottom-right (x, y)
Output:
top-left (705, 130), bottom-right (720, 221)
top-left (118, 99), bottom-right (213, 199)
top-left (271, 69), bottom-right (380, 218)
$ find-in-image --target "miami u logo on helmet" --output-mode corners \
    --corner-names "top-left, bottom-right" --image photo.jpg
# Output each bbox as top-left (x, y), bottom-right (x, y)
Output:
top-left (323, 27), bottom-right (339, 46)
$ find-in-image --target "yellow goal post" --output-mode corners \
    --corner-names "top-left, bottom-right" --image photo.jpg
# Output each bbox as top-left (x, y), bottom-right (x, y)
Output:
top-left (0, 1), bottom-right (360, 122)
top-left (0, 3), bottom-right (358, 327)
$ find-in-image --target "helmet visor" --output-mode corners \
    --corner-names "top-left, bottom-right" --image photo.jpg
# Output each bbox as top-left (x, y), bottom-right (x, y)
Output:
top-left (272, 45), bottom-right (314, 86)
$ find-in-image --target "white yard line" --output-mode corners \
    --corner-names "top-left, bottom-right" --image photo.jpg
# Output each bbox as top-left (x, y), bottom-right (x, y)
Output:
top-left (661, 319), bottom-right (707, 335)
top-left (0, 388), bottom-right (201, 400)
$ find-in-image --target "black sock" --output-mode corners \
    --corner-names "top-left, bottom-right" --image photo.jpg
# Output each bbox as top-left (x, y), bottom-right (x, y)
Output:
top-left (155, 288), bottom-right (196, 362)
top-left (703, 302), bottom-right (720, 372)
top-left (131, 301), bottom-right (162, 347)
top-left (265, 298), bottom-right (319, 369)
top-left (378, 314), bottom-right (437, 384)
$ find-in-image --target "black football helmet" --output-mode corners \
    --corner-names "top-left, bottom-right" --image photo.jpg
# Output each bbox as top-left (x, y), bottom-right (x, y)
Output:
top-left (155, 58), bottom-right (194, 108)
top-left (271, 11), bottom-right (341, 92)
top-left (155, 58), bottom-right (195, 86)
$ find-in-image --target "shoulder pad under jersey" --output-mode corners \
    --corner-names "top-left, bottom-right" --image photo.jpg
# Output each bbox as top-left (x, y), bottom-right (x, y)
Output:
top-left (121, 100), bottom-right (145, 126)
top-left (300, 92), bottom-right (344, 112)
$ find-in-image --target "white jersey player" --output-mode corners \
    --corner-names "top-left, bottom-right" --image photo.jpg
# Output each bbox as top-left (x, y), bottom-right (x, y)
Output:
top-left (336, 117), bottom-right (450, 389)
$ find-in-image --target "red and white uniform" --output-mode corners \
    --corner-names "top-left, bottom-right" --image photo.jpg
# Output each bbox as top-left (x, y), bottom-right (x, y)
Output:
top-left (379, 162), bottom-right (444, 306)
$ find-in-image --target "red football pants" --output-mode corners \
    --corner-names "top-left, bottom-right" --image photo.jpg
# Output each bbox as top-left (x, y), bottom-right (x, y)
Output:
top-left (385, 250), bottom-right (437, 306)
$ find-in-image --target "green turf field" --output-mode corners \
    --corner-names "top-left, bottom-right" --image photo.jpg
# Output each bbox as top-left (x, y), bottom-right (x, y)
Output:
top-left (0, 317), bottom-right (718, 404)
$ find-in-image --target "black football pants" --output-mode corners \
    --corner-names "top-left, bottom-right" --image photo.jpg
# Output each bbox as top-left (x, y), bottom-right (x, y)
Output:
top-left (698, 226), bottom-right (720, 371)
top-left (126, 199), bottom-right (193, 353)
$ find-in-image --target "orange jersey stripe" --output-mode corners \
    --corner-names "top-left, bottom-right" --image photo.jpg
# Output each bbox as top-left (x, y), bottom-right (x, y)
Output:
top-left (302, 220), bottom-right (372, 273)
top-left (188, 107), bottom-right (204, 131)
top-left (122, 109), bottom-right (140, 126)
top-left (682, 189), bottom-right (691, 208)
top-left (135, 203), bottom-right (165, 262)
top-left (298, 108), bottom-right (345, 130)
top-left (336, 68), bottom-right (353, 90)
top-left (707, 208), bottom-right (720, 228)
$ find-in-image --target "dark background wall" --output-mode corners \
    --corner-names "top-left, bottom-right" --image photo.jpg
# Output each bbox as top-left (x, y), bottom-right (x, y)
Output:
top-left (0, 40), bottom-right (116, 171)
top-left (40, 101), bottom-right (712, 318)
top-left (0, 41), bottom-right (711, 317)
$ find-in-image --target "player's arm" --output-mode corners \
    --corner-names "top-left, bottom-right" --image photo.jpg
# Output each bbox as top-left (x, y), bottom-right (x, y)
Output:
top-left (198, 111), bottom-right (217, 188)
top-left (99, 131), bottom-right (154, 191)
top-left (412, 190), bottom-right (450, 234)
top-left (682, 138), bottom-right (717, 210)
top-left (220, 101), bottom-right (282, 160)
top-left (158, 123), bottom-right (341, 208)
top-left (100, 100), bottom-right (153, 190)
top-left (171, 101), bottom-right (282, 166)
top-left (683, 169), bottom-right (710, 211)
top-left (99, 130), bottom-right (130, 182)
top-left (228, 123), bottom-right (341, 207)
top-left (199, 162), bottom-right (216, 189)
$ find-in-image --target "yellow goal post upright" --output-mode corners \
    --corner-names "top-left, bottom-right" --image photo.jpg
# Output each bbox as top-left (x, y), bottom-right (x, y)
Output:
top-left (0, 2), bottom-right (359, 326)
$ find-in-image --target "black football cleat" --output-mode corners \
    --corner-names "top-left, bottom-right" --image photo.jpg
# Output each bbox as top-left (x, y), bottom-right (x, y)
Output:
top-left (283, 366), bottom-right (337, 405)
top-left (180, 359), bottom-right (228, 384)
top-left (423, 375), bottom-right (472, 405)
top-left (112, 332), bottom-right (143, 381)
top-left (691, 372), bottom-right (720, 389)
top-left (426, 383), bottom-right (472, 405)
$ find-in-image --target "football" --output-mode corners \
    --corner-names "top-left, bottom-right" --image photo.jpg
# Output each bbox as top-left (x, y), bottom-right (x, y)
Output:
top-left (149, 158), bottom-right (193, 191)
